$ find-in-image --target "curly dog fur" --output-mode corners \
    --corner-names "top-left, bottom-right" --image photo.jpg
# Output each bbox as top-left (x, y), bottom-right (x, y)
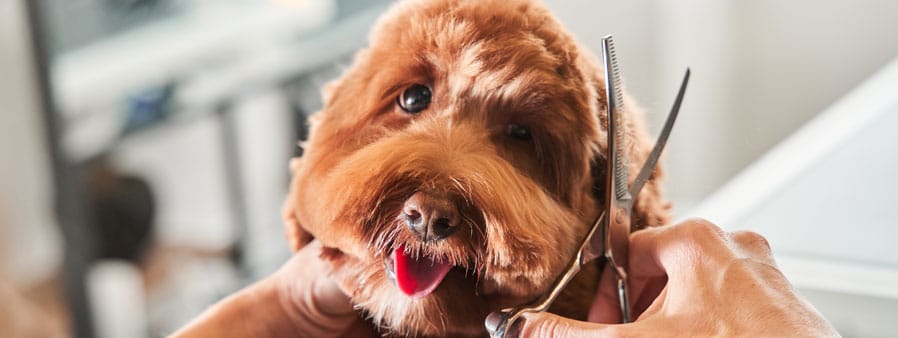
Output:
top-left (282, 0), bottom-right (670, 336)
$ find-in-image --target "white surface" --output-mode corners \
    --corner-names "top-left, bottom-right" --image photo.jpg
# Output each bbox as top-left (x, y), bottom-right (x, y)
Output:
top-left (691, 57), bottom-right (898, 278)
top-left (87, 261), bottom-right (148, 338)
top-left (690, 58), bottom-right (898, 336)
top-left (0, 0), bottom-right (63, 286)
top-left (777, 256), bottom-right (898, 301)
top-left (800, 288), bottom-right (898, 338)
top-left (691, 57), bottom-right (898, 232)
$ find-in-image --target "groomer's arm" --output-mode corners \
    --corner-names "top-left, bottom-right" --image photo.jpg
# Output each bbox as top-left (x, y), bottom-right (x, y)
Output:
top-left (170, 277), bottom-right (296, 337)
top-left (171, 241), bottom-right (371, 338)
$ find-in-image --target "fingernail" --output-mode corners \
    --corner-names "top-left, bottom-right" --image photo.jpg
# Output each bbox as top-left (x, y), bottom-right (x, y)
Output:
top-left (485, 312), bottom-right (500, 334)
top-left (484, 312), bottom-right (524, 338)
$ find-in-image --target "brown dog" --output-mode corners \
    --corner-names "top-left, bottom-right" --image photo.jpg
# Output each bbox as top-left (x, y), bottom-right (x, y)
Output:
top-left (282, 0), bottom-right (670, 336)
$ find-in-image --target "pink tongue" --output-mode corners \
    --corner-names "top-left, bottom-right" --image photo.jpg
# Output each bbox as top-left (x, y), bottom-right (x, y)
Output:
top-left (392, 244), bottom-right (453, 298)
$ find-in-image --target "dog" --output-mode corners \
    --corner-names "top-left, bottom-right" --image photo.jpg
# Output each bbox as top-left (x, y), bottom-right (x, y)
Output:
top-left (282, 0), bottom-right (670, 336)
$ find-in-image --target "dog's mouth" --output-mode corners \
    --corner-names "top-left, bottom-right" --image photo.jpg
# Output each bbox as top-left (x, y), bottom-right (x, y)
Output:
top-left (384, 243), bottom-right (454, 298)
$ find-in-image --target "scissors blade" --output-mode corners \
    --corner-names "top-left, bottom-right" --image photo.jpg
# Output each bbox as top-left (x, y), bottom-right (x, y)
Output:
top-left (599, 35), bottom-right (634, 323)
top-left (603, 36), bottom-right (629, 204)
top-left (590, 35), bottom-right (629, 266)
top-left (629, 69), bottom-right (690, 203)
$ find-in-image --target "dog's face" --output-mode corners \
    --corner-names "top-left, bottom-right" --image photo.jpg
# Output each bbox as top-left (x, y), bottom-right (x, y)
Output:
top-left (283, 0), bottom-right (669, 336)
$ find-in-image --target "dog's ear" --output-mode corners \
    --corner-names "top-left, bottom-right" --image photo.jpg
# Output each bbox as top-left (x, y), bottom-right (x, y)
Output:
top-left (281, 76), bottom-right (345, 252)
top-left (284, 157), bottom-right (314, 252)
top-left (321, 78), bottom-right (341, 107)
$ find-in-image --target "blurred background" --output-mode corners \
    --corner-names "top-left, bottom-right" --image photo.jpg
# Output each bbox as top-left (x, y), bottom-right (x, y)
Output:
top-left (0, 0), bottom-right (895, 337)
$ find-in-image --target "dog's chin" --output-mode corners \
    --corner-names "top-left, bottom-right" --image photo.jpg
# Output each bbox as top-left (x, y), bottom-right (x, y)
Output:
top-left (336, 244), bottom-right (523, 337)
top-left (353, 265), bottom-right (485, 336)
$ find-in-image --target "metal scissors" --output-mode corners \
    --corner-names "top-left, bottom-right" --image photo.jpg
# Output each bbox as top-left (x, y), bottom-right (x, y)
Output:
top-left (487, 34), bottom-right (690, 337)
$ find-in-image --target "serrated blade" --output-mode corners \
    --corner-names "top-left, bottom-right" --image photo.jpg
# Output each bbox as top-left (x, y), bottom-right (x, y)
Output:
top-left (600, 34), bottom-right (634, 323)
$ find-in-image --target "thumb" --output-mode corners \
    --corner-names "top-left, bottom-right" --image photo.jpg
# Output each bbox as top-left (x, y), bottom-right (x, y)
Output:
top-left (279, 243), bottom-right (360, 337)
top-left (518, 312), bottom-right (625, 338)
top-left (309, 273), bottom-right (355, 318)
top-left (282, 273), bottom-right (358, 338)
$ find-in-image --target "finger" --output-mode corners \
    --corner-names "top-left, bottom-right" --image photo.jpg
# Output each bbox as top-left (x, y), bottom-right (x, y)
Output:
top-left (520, 311), bottom-right (651, 338)
top-left (288, 281), bottom-right (358, 338)
top-left (728, 230), bottom-right (776, 266)
top-left (293, 242), bottom-right (351, 311)
top-left (628, 218), bottom-right (731, 281)
top-left (311, 269), bottom-right (355, 316)
top-left (589, 264), bottom-right (668, 323)
top-left (339, 319), bottom-right (380, 338)
top-left (631, 274), bottom-right (666, 320)
top-left (282, 190), bottom-right (312, 251)
top-left (283, 242), bottom-right (360, 337)
top-left (293, 240), bottom-right (324, 262)
top-left (633, 284), bottom-right (668, 320)
top-left (588, 264), bottom-right (621, 323)
top-left (586, 225), bottom-right (684, 324)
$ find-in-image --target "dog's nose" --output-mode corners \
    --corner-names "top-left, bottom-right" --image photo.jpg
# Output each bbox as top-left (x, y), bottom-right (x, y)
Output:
top-left (402, 192), bottom-right (460, 242)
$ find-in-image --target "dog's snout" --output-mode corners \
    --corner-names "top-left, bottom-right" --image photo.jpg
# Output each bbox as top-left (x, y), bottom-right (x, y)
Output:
top-left (402, 192), bottom-right (460, 242)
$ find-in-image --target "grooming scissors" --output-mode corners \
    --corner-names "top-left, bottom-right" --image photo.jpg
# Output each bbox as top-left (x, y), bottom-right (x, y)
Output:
top-left (487, 35), bottom-right (690, 337)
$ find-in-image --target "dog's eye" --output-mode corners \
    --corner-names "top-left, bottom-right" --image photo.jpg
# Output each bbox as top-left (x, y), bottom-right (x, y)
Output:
top-left (397, 84), bottom-right (432, 114)
top-left (506, 123), bottom-right (532, 141)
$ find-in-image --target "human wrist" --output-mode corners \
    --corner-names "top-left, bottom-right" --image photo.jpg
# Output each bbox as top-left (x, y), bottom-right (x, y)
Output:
top-left (168, 276), bottom-right (297, 338)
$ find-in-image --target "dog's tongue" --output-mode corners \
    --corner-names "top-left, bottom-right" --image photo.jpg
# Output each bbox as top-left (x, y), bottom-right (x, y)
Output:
top-left (392, 244), bottom-right (452, 298)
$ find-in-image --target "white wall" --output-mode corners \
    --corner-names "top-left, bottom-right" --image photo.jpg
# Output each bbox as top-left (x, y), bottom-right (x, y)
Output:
top-left (0, 0), bottom-right (63, 285)
top-left (543, 0), bottom-right (898, 213)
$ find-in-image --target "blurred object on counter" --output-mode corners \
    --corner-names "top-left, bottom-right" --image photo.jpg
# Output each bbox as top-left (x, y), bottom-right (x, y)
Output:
top-left (86, 261), bottom-right (148, 338)
top-left (86, 159), bottom-right (156, 262)
top-left (123, 83), bottom-right (176, 133)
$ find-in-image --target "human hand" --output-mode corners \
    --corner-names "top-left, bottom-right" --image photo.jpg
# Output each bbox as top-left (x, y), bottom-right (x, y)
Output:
top-left (269, 240), bottom-right (377, 338)
top-left (488, 219), bottom-right (839, 337)
top-left (171, 241), bottom-right (375, 338)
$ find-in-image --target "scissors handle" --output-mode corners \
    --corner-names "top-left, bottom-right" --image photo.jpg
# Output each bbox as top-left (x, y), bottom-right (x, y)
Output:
top-left (488, 211), bottom-right (606, 337)
top-left (617, 275), bottom-right (631, 323)
top-left (488, 262), bottom-right (584, 338)
top-left (605, 207), bottom-right (633, 322)
top-left (489, 264), bottom-right (631, 337)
